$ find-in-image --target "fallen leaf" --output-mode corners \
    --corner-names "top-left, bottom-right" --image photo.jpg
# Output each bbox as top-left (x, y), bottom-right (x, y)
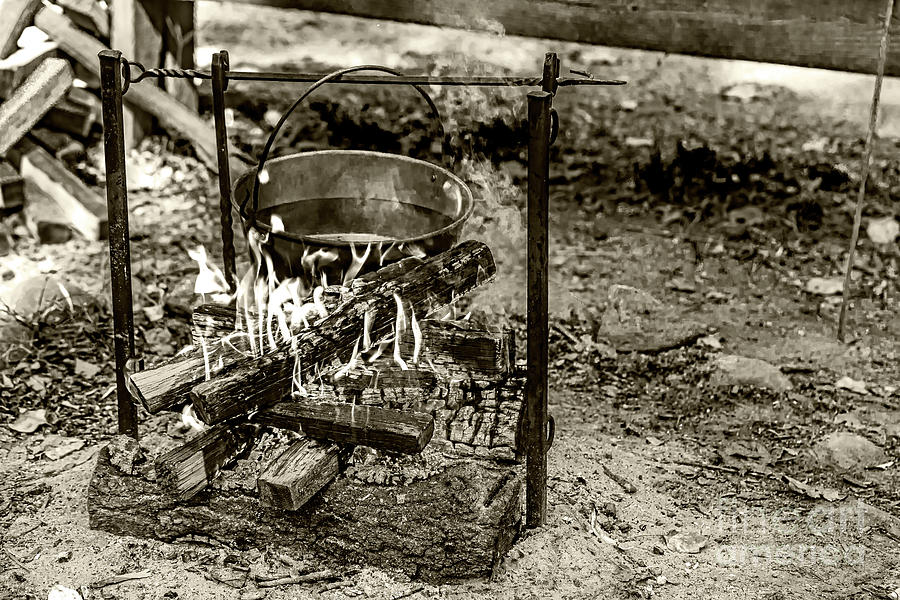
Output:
top-left (665, 531), bottom-right (708, 554)
top-left (619, 99), bottom-right (638, 111)
top-left (41, 435), bottom-right (85, 461)
top-left (836, 376), bottom-right (868, 395)
top-left (48, 585), bottom-right (82, 600)
top-left (805, 277), bottom-right (843, 295)
top-left (74, 359), bottom-right (101, 378)
top-left (801, 137), bottom-right (829, 153)
top-left (646, 436), bottom-right (664, 446)
top-left (9, 409), bottom-right (48, 433)
top-left (781, 475), bottom-right (846, 502)
top-left (867, 216), bottom-right (899, 245)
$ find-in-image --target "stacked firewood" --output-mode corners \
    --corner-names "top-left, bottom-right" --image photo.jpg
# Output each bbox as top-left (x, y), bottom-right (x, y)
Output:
top-left (0, 0), bottom-right (220, 243)
top-left (127, 241), bottom-right (527, 511)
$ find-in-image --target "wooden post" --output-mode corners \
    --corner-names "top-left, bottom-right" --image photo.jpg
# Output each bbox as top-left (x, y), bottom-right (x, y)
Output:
top-left (524, 53), bottom-right (556, 529)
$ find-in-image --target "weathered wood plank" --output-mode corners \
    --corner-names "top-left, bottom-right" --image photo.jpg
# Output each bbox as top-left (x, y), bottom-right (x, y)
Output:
top-left (56, 0), bottom-right (110, 39)
top-left (225, 0), bottom-right (900, 77)
top-left (257, 437), bottom-right (342, 510)
top-left (0, 0), bottom-right (42, 60)
top-left (20, 143), bottom-right (107, 240)
top-left (33, 7), bottom-right (239, 174)
top-left (0, 41), bottom-right (57, 99)
top-left (155, 423), bottom-right (256, 499)
top-left (0, 58), bottom-right (72, 157)
top-left (40, 88), bottom-right (100, 139)
top-left (111, 0), bottom-right (160, 147)
top-left (23, 180), bottom-right (74, 243)
top-left (256, 402), bottom-right (435, 454)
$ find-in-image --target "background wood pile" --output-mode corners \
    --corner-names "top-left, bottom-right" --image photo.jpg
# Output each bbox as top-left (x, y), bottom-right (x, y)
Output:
top-left (0, 0), bottom-right (215, 244)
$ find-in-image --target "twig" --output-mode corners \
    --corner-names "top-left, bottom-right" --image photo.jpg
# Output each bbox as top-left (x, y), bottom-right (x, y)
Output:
top-left (838, 0), bottom-right (896, 341)
top-left (673, 459), bottom-right (768, 479)
top-left (551, 323), bottom-right (580, 345)
top-left (392, 586), bottom-right (425, 600)
top-left (257, 570), bottom-right (335, 588)
top-left (601, 464), bottom-right (637, 493)
top-left (91, 571), bottom-right (151, 589)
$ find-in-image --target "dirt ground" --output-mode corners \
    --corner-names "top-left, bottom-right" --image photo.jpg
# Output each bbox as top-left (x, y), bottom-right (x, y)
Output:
top-left (3, 4), bottom-right (900, 599)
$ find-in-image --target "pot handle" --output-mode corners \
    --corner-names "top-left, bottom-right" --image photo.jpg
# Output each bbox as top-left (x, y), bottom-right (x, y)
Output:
top-left (245, 65), bottom-right (446, 220)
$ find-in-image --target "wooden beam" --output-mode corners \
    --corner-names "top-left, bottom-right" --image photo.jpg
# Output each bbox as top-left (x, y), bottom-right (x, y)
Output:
top-left (0, 160), bottom-right (24, 213)
top-left (155, 423), bottom-right (256, 499)
top-left (0, 41), bottom-right (57, 99)
top-left (257, 437), bottom-right (342, 510)
top-left (20, 143), bottom-right (107, 240)
top-left (0, 57), bottom-right (73, 157)
top-left (111, 0), bottom-right (161, 148)
top-left (56, 0), bottom-right (110, 40)
top-left (256, 402), bottom-right (435, 454)
top-left (0, 0), bottom-right (41, 60)
top-left (40, 89), bottom-right (100, 139)
top-left (224, 0), bottom-right (900, 77)
top-left (34, 7), bottom-right (239, 174)
top-left (23, 180), bottom-right (74, 243)
top-left (162, 0), bottom-right (198, 111)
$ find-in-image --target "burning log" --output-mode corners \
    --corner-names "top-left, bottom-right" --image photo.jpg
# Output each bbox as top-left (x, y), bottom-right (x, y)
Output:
top-left (257, 437), bottom-right (343, 510)
top-left (0, 57), bottom-right (73, 156)
top-left (155, 423), bottom-right (256, 499)
top-left (191, 241), bottom-right (494, 423)
top-left (256, 402), bottom-right (435, 454)
top-left (130, 241), bottom-right (495, 421)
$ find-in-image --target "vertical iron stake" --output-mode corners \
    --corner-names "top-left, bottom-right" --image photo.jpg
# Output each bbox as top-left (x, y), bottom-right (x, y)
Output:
top-left (99, 49), bottom-right (138, 439)
top-left (525, 89), bottom-right (553, 528)
top-left (211, 50), bottom-right (236, 290)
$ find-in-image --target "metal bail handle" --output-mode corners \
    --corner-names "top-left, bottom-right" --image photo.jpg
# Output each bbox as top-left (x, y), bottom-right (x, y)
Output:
top-left (247, 65), bottom-right (447, 221)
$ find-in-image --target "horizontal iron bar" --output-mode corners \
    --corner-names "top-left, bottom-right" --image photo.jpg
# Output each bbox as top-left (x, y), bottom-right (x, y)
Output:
top-left (130, 67), bottom-right (625, 87)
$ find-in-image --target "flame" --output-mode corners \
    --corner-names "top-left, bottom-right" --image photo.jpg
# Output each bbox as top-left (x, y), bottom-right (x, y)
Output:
top-left (392, 293), bottom-right (409, 370)
top-left (410, 306), bottom-right (422, 364)
top-left (181, 403), bottom-right (205, 431)
top-left (188, 245), bottom-right (230, 301)
top-left (343, 242), bottom-right (372, 285)
top-left (333, 337), bottom-right (361, 380)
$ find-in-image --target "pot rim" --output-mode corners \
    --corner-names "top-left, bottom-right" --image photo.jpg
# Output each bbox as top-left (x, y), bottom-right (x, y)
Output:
top-left (232, 150), bottom-right (475, 247)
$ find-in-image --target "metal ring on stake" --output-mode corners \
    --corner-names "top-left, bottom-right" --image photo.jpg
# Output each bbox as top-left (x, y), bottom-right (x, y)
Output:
top-left (246, 65), bottom-right (446, 224)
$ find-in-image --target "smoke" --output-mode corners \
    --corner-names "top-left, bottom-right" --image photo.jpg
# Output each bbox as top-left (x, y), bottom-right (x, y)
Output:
top-left (458, 158), bottom-right (526, 319)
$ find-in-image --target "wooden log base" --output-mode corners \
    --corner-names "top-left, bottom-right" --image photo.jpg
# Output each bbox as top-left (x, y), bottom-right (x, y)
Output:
top-left (89, 436), bottom-right (522, 583)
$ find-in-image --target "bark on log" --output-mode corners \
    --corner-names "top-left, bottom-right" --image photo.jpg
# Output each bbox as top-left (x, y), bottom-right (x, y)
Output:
top-left (89, 436), bottom-right (522, 583)
top-left (151, 241), bottom-right (493, 424)
top-left (0, 57), bottom-right (73, 157)
top-left (257, 437), bottom-right (343, 510)
top-left (155, 423), bottom-right (256, 499)
top-left (256, 401), bottom-right (435, 454)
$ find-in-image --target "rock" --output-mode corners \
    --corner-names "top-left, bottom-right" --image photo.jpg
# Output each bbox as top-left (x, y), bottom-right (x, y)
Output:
top-left (816, 432), bottom-right (886, 471)
top-left (805, 277), bottom-right (843, 295)
top-left (711, 355), bottom-right (793, 392)
top-left (867, 216), bottom-right (899, 245)
top-left (5, 274), bottom-right (85, 320)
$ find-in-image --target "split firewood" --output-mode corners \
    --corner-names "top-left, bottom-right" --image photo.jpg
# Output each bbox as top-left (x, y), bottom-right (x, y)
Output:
top-left (20, 143), bottom-right (107, 240)
top-left (0, 41), bottom-right (57, 98)
top-left (155, 423), bottom-right (256, 499)
top-left (0, 160), bottom-right (23, 214)
top-left (56, 0), bottom-right (110, 40)
top-left (34, 7), bottom-right (244, 174)
top-left (257, 437), bottom-right (343, 510)
top-left (23, 181), bottom-right (73, 243)
top-left (190, 241), bottom-right (495, 424)
top-left (0, 0), bottom-right (42, 59)
top-left (191, 304), bottom-right (514, 383)
top-left (0, 57), bottom-right (73, 156)
top-left (130, 241), bottom-right (495, 421)
top-left (256, 402), bottom-right (435, 454)
top-left (40, 87), bottom-right (101, 139)
top-left (27, 128), bottom-right (86, 165)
